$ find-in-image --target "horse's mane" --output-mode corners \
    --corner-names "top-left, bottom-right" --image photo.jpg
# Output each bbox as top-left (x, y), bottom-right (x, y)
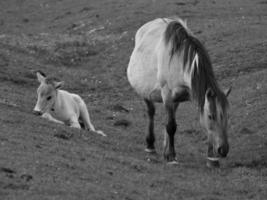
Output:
top-left (164, 18), bottom-right (228, 113)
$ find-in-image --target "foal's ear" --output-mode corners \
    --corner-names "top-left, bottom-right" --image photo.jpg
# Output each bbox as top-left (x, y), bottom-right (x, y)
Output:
top-left (36, 71), bottom-right (46, 83)
top-left (224, 86), bottom-right (232, 97)
top-left (53, 81), bottom-right (64, 89)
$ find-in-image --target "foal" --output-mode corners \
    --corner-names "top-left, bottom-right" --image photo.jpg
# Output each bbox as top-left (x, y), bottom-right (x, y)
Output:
top-left (33, 71), bottom-right (106, 136)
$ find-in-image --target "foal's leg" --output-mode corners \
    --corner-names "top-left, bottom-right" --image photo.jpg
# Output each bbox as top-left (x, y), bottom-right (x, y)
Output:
top-left (144, 99), bottom-right (156, 153)
top-left (42, 113), bottom-right (64, 124)
top-left (70, 121), bottom-right (81, 129)
top-left (69, 116), bottom-right (81, 129)
top-left (79, 100), bottom-right (106, 136)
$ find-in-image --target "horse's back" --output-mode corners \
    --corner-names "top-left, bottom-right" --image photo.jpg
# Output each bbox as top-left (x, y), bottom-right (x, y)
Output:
top-left (127, 18), bottom-right (169, 100)
top-left (134, 18), bottom-right (167, 47)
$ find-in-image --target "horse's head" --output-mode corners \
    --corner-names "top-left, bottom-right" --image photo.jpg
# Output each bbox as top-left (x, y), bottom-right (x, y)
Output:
top-left (33, 71), bottom-right (64, 115)
top-left (200, 87), bottom-right (231, 159)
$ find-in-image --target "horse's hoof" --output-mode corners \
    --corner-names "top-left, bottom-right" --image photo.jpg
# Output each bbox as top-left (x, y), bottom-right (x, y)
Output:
top-left (167, 160), bottom-right (178, 165)
top-left (206, 159), bottom-right (220, 168)
top-left (145, 148), bottom-right (156, 153)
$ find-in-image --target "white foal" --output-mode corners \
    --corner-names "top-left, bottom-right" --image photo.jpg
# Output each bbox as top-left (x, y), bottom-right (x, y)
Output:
top-left (33, 71), bottom-right (106, 136)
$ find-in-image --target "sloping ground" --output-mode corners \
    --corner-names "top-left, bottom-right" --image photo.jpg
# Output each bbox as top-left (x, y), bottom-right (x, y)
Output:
top-left (0, 0), bottom-right (266, 199)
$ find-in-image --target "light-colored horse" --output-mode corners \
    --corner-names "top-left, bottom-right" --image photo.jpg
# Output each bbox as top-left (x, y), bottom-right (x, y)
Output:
top-left (127, 18), bottom-right (231, 166)
top-left (33, 71), bottom-right (106, 137)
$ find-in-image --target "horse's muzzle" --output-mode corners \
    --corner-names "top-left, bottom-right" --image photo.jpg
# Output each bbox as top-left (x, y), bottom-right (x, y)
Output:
top-left (33, 110), bottom-right (42, 116)
top-left (217, 144), bottom-right (229, 158)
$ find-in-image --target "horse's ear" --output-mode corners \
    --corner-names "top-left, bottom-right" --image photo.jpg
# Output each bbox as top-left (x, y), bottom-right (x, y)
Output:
top-left (36, 71), bottom-right (46, 83)
top-left (205, 88), bottom-right (215, 99)
top-left (224, 86), bottom-right (232, 97)
top-left (54, 81), bottom-right (64, 89)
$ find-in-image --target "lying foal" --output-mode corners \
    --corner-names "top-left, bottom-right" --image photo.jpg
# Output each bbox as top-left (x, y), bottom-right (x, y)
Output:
top-left (33, 71), bottom-right (106, 136)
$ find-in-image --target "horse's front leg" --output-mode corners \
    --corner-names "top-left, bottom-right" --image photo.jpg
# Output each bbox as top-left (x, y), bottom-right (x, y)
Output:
top-left (163, 103), bottom-right (179, 163)
top-left (162, 87), bottom-right (179, 163)
top-left (144, 99), bottom-right (156, 153)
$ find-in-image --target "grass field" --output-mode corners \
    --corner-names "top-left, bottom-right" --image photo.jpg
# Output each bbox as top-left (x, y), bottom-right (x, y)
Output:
top-left (0, 0), bottom-right (267, 199)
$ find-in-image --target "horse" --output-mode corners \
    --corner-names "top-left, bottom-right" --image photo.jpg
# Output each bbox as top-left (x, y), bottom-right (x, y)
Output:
top-left (127, 17), bottom-right (231, 167)
top-left (33, 71), bottom-right (106, 137)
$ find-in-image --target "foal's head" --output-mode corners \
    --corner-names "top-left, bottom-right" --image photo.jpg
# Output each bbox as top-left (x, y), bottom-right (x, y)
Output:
top-left (33, 71), bottom-right (64, 115)
top-left (200, 87), bottom-right (231, 159)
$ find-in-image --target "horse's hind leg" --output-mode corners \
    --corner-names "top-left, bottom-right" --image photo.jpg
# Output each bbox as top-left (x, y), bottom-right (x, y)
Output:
top-left (144, 99), bottom-right (156, 153)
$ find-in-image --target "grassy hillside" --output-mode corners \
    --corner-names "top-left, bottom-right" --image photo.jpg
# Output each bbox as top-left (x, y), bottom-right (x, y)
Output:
top-left (0, 0), bottom-right (266, 199)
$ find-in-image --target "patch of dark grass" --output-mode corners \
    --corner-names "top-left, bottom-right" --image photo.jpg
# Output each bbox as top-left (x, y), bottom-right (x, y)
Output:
top-left (53, 11), bottom-right (73, 21)
top-left (54, 133), bottom-right (73, 140)
top-left (0, 42), bottom-right (29, 56)
top-left (239, 127), bottom-right (254, 135)
top-left (108, 104), bottom-right (130, 113)
top-left (3, 183), bottom-right (29, 190)
top-left (236, 62), bottom-right (267, 74)
top-left (113, 119), bottom-right (131, 127)
top-left (258, 1), bottom-right (267, 4)
top-left (80, 7), bottom-right (93, 12)
top-left (175, 2), bottom-right (186, 6)
top-left (54, 48), bottom-right (98, 67)
top-left (231, 160), bottom-right (267, 168)
top-left (27, 45), bottom-right (50, 57)
top-left (0, 53), bottom-right (9, 67)
top-left (20, 174), bottom-right (33, 182)
top-left (27, 41), bottom-right (101, 67)
top-left (22, 18), bottom-right (29, 23)
top-left (217, 61), bottom-right (267, 80)
top-left (50, 42), bottom-right (100, 67)
top-left (175, 0), bottom-right (199, 6)
top-left (181, 129), bottom-right (197, 135)
top-left (180, 129), bottom-right (205, 141)
top-left (194, 30), bottom-right (202, 35)
top-left (0, 167), bottom-right (16, 174)
top-left (0, 74), bottom-right (34, 86)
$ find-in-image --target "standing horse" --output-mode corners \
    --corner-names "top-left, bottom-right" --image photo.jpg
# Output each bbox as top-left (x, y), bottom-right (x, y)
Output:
top-left (127, 18), bottom-right (231, 166)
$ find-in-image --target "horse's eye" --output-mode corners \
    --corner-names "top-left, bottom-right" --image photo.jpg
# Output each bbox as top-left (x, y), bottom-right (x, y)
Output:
top-left (47, 96), bottom-right (52, 101)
